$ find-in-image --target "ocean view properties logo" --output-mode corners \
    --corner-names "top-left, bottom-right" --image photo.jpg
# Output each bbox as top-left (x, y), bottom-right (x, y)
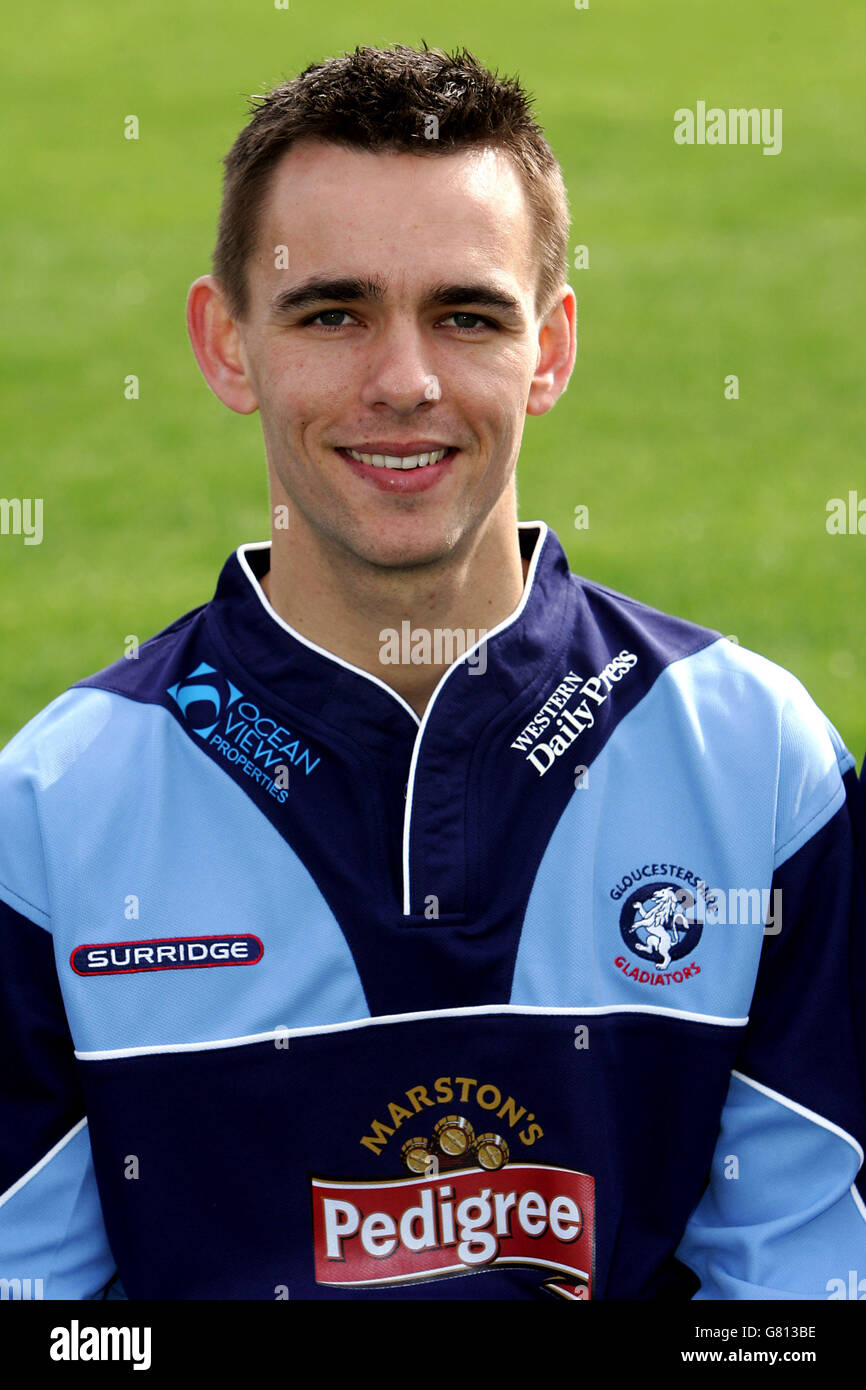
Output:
top-left (167, 662), bottom-right (320, 801)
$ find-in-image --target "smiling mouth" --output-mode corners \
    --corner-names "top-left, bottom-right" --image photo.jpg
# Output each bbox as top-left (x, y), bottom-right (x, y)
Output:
top-left (339, 447), bottom-right (454, 471)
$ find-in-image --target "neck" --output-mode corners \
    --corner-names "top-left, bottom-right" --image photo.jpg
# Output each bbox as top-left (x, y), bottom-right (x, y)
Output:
top-left (260, 513), bottom-right (529, 718)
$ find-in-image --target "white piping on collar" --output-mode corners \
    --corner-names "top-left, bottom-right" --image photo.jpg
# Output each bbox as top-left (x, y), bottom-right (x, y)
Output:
top-left (236, 540), bottom-right (420, 724)
top-left (401, 521), bottom-right (549, 914)
top-left (235, 522), bottom-right (550, 918)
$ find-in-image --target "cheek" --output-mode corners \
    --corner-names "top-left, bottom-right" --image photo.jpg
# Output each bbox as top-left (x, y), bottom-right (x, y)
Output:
top-left (472, 346), bottom-right (537, 409)
top-left (477, 376), bottom-right (531, 441)
top-left (259, 339), bottom-right (338, 402)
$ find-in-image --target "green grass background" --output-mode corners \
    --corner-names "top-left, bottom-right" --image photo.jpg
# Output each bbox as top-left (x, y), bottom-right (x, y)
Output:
top-left (1, 0), bottom-right (863, 757)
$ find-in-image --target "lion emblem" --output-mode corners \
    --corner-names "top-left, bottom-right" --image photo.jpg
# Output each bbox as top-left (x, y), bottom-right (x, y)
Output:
top-left (628, 887), bottom-right (690, 969)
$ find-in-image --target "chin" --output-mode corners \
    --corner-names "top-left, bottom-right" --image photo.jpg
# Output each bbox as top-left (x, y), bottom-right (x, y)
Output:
top-left (353, 535), bottom-right (457, 572)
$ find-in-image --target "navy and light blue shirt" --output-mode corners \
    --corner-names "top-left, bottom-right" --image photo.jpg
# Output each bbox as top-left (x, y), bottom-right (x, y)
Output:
top-left (1, 521), bottom-right (864, 1299)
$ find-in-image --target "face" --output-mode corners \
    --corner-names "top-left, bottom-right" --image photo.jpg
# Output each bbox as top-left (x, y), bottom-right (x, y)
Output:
top-left (195, 139), bottom-right (574, 572)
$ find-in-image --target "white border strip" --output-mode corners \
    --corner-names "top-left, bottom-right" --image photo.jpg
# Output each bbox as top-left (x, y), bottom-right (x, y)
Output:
top-left (731, 1069), bottom-right (865, 1165)
top-left (76, 1000), bottom-right (747, 1061)
top-left (0, 1117), bottom-right (87, 1209)
top-left (401, 521), bottom-right (549, 914)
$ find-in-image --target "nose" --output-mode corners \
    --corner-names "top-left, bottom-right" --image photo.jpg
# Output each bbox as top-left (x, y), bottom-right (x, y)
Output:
top-left (358, 318), bottom-right (440, 413)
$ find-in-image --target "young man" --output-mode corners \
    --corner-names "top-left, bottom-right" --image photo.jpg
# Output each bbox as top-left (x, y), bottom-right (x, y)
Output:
top-left (1, 44), bottom-right (864, 1301)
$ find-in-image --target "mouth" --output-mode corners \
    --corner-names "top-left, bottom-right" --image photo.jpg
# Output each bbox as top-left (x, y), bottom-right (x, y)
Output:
top-left (337, 446), bottom-right (456, 471)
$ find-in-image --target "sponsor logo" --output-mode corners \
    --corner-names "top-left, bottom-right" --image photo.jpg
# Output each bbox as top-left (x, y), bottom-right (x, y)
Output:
top-left (70, 934), bottom-right (263, 976)
top-left (611, 867), bottom-right (708, 986)
top-left (311, 1079), bottom-right (595, 1298)
top-left (358, 1074), bottom-right (543, 1157)
top-left (167, 662), bottom-right (320, 802)
top-left (510, 651), bottom-right (638, 777)
top-left (312, 1161), bottom-right (593, 1298)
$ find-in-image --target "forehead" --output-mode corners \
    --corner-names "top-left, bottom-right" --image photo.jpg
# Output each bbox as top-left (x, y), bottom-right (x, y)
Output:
top-left (252, 138), bottom-right (536, 298)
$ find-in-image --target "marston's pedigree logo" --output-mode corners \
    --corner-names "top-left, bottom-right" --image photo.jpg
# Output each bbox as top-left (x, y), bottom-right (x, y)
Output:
top-left (310, 1080), bottom-right (595, 1299)
top-left (167, 662), bottom-right (320, 802)
top-left (70, 934), bottom-right (263, 976)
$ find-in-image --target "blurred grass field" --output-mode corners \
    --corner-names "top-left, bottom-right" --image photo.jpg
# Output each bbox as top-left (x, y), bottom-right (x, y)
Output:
top-left (1, 0), bottom-right (863, 758)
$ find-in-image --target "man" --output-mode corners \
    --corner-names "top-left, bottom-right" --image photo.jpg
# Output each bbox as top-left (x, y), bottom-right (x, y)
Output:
top-left (1, 43), bottom-right (864, 1301)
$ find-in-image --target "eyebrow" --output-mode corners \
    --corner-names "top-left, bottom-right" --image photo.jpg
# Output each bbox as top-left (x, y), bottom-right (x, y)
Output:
top-left (268, 276), bottom-right (525, 322)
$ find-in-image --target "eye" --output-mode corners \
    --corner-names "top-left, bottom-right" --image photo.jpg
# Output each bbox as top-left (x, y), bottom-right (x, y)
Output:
top-left (301, 309), bottom-right (356, 330)
top-left (442, 312), bottom-right (496, 333)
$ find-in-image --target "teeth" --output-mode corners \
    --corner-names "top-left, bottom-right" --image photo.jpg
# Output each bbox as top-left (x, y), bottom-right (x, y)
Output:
top-left (345, 447), bottom-right (450, 469)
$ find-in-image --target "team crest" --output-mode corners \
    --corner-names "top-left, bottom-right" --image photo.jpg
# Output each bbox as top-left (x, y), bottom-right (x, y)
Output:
top-left (619, 882), bottom-right (702, 967)
top-left (611, 869), bottom-right (708, 986)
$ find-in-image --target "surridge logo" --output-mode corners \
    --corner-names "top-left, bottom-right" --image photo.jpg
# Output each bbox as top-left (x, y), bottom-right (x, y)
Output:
top-left (311, 1082), bottom-right (595, 1299)
top-left (70, 934), bottom-right (264, 977)
top-left (167, 662), bottom-right (320, 801)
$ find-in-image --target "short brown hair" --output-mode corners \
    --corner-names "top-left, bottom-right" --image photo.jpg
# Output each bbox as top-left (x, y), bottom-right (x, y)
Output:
top-left (212, 42), bottom-right (570, 322)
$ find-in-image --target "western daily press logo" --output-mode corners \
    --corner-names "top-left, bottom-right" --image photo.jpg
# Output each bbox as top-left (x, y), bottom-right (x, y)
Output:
top-left (510, 651), bottom-right (639, 776)
top-left (167, 662), bottom-right (320, 801)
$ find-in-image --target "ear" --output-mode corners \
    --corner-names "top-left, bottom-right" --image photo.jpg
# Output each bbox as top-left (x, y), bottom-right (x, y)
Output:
top-left (526, 286), bottom-right (577, 417)
top-left (186, 275), bottom-right (259, 415)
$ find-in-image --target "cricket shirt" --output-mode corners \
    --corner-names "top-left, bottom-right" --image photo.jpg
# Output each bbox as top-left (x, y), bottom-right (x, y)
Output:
top-left (1, 520), bottom-right (865, 1299)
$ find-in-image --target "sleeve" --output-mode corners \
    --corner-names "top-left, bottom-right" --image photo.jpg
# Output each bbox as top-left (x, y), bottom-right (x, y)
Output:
top-left (675, 695), bottom-right (866, 1299)
top-left (0, 714), bottom-right (119, 1300)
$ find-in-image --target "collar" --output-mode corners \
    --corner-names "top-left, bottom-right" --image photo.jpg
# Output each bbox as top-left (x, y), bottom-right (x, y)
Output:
top-left (204, 521), bottom-right (576, 742)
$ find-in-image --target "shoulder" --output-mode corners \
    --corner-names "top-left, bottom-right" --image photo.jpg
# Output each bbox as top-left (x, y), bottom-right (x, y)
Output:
top-left (568, 570), bottom-right (853, 859)
top-left (0, 600), bottom-right (206, 785)
top-left (575, 569), bottom-right (846, 753)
